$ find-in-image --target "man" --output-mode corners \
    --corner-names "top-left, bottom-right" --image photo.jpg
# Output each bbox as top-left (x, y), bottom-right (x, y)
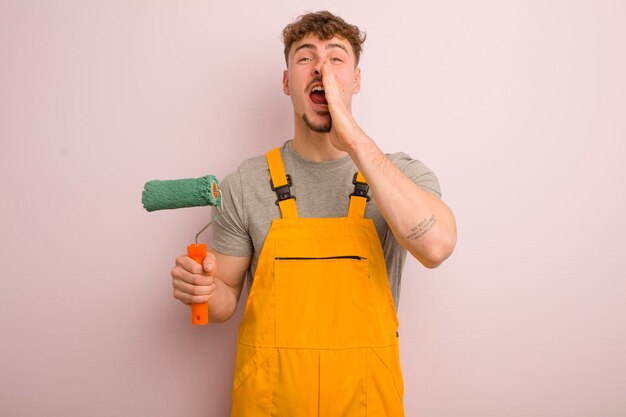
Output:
top-left (171, 10), bottom-right (456, 416)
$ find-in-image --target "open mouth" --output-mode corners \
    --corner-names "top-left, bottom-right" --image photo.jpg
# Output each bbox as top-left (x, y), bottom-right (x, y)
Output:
top-left (309, 85), bottom-right (327, 105)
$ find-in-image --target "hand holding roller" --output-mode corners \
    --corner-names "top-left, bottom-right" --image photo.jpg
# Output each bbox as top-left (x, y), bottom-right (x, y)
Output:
top-left (141, 175), bottom-right (222, 325)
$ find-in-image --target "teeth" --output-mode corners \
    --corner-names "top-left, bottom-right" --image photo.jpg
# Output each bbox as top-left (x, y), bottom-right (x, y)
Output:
top-left (312, 86), bottom-right (325, 92)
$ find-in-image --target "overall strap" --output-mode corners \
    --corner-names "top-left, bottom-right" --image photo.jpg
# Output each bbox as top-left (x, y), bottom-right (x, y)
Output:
top-left (347, 171), bottom-right (370, 219)
top-left (266, 147), bottom-right (298, 219)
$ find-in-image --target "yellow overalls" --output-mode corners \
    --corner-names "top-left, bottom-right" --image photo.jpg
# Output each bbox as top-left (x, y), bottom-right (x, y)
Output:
top-left (230, 148), bottom-right (405, 416)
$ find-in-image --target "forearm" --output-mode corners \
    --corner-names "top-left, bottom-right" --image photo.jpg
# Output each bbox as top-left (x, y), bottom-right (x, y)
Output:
top-left (320, 61), bottom-right (456, 267)
top-left (348, 136), bottom-right (457, 268)
top-left (205, 276), bottom-right (241, 323)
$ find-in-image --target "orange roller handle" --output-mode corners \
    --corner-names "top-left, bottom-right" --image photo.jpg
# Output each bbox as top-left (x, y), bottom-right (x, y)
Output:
top-left (187, 243), bottom-right (209, 325)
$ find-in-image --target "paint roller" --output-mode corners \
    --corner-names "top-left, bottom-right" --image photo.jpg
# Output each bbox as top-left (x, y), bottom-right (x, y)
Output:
top-left (141, 175), bottom-right (222, 325)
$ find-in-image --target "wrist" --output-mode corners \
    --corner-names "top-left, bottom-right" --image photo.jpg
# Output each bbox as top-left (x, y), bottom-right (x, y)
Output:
top-left (347, 133), bottom-right (379, 165)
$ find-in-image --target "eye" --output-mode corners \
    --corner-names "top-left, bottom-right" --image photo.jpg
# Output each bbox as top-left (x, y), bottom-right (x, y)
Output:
top-left (330, 57), bottom-right (344, 63)
top-left (297, 57), bottom-right (312, 63)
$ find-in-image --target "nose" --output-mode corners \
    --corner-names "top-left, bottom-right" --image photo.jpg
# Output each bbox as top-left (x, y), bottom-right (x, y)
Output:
top-left (313, 67), bottom-right (320, 76)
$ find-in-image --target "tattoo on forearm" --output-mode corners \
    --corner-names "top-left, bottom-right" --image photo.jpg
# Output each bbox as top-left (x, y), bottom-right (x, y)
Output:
top-left (406, 215), bottom-right (437, 241)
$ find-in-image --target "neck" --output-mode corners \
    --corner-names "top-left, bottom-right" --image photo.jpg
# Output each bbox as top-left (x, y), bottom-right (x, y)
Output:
top-left (292, 114), bottom-right (348, 162)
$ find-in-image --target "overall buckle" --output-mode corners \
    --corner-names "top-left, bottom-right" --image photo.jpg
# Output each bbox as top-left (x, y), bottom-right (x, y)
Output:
top-left (350, 173), bottom-right (371, 201)
top-left (271, 174), bottom-right (295, 205)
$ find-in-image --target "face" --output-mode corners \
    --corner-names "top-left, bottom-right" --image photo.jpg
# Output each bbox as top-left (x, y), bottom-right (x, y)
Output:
top-left (283, 34), bottom-right (361, 133)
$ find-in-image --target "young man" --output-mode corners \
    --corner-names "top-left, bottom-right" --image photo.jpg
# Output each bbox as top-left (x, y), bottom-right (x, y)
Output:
top-left (171, 10), bottom-right (456, 416)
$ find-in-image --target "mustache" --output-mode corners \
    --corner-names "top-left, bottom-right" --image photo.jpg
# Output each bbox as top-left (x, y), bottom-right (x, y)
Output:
top-left (305, 77), bottom-right (323, 92)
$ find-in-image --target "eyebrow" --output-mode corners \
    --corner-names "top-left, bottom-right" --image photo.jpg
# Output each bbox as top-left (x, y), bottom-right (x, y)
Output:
top-left (294, 42), bottom-right (349, 55)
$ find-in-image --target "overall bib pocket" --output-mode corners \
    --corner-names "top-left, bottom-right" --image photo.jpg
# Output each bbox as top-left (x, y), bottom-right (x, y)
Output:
top-left (273, 236), bottom-right (372, 348)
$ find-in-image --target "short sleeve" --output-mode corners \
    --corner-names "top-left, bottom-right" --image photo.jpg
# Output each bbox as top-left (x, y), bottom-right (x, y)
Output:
top-left (210, 168), bottom-right (254, 256)
top-left (388, 152), bottom-right (442, 198)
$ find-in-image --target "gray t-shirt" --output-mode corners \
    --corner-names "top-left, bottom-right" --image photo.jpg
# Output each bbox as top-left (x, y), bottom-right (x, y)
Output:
top-left (211, 140), bottom-right (441, 309)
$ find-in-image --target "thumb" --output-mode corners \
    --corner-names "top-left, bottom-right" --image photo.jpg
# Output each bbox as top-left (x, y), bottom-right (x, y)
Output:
top-left (202, 251), bottom-right (217, 275)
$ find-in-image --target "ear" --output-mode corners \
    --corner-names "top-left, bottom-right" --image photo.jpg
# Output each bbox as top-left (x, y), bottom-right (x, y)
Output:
top-left (282, 70), bottom-right (290, 95)
top-left (353, 67), bottom-right (361, 94)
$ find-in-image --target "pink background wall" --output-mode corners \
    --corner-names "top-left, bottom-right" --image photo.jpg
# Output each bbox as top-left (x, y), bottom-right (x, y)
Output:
top-left (1, 1), bottom-right (625, 416)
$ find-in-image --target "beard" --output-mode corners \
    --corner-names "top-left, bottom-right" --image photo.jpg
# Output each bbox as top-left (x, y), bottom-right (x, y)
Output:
top-left (303, 112), bottom-right (332, 133)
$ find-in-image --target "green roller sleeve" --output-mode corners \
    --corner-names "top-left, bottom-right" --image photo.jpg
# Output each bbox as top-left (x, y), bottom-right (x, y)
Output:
top-left (141, 175), bottom-right (221, 212)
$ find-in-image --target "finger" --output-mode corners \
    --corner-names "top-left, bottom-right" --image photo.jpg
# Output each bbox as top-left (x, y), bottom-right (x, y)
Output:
top-left (320, 61), bottom-right (337, 97)
top-left (321, 62), bottom-right (345, 111)
top-left (173, 287), bottom-right (192, 305)
top-left (172, 273), bottom-right (215, 306)
top-left (173, 288), bottom-right (211, 305)
top-left (203, 251), bottom-right (217, 275)
top-left (172, 265), bottom-right (214, 286)
top-left (175, 255), bottom-right (204, 275)
top-left (173, 278), bottom-right (215, 297)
